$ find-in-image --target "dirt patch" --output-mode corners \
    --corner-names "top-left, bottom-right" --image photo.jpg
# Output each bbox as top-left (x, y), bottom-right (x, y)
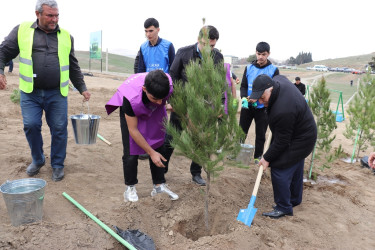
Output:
top-left (1, 66), bottom-right (375, 249)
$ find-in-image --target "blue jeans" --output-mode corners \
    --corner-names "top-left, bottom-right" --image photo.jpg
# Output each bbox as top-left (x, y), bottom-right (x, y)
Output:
top-left (20, 89), bottom-right (68, 169)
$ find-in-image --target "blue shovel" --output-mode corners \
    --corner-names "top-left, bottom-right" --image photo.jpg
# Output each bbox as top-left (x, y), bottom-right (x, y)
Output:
top-left (237, 131), bottom-right (272, 227)
top-left (237, 164), bottom-right (264, 227)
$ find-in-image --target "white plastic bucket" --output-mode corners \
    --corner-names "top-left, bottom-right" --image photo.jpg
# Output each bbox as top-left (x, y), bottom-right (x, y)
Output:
top-left (0, 178), bottom-right (46, 226)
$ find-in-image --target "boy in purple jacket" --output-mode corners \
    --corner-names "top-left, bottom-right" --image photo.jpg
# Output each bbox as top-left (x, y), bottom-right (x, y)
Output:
top-left (106, 70), bottom-right (178, 202)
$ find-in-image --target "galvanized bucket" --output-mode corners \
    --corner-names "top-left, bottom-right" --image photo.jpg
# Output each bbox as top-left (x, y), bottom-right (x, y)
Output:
top-left (0, 178), bottom-right (46, 226)
top-left (236, 144), bottom-right (254, 166)
top-left (70, 102), bottom-right (100, 145)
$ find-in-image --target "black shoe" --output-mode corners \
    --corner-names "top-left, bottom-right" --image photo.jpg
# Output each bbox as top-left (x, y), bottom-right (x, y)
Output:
top-left (262, 209), bottom-right (293, 219)
top-left (192, 175), bottom-right (206, 186)
top-left (138, 154), bottom-right (149, 160)
top-left (52, 168), bottom-right (64, 182)
top-left (26, 162), bottom-right (45, 176)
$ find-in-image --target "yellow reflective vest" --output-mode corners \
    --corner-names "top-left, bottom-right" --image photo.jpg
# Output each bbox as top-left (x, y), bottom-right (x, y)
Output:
top-left (18, 21), bottom-right (71, 96)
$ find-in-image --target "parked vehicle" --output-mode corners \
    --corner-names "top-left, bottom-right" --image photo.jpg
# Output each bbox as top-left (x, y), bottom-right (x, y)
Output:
top-left (352, 69), bottom-right (364, 74)
top-left (342, 67), bottom-right (354, 73)
top-left (311, 65), bottom-right (329, 72)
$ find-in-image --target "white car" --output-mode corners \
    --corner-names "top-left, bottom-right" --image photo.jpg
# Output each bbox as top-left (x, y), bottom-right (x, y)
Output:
top-left (311, 65), bottom-right (328, 72)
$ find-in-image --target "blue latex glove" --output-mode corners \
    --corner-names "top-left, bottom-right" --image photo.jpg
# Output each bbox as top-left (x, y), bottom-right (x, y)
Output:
top-left (251, 102), bottom-right (258, 108)
top-left (241, 97), bottom-right (248, 109)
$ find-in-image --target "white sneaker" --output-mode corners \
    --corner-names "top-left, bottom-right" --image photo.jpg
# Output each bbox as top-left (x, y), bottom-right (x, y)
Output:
top-left (151, 183), bottom-right (179, 200)
top-left (124, 186), bottom-right (138, 202)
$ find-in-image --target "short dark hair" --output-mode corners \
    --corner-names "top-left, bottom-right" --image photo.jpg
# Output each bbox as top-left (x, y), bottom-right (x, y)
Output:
top-left (256, 42), bottom-right (270, 53)
top-left (144, 18), bottom-right (159, 28)
top-left (199, 25), bottom-right (219, 40)
top-left (295, 77), bottom-right (300, 81)
top-left (144, 70), bottom-right (170, 99)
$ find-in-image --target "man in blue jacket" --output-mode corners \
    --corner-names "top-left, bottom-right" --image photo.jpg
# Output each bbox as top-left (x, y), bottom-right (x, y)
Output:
top-left (250, 74), bottom-right (317, 218)
top-left (239, 42), bottom-right (279, 164)
top-left (135, 18), bottom-right (175, 73)
top-left (135, 17), bottom-right (175, 160)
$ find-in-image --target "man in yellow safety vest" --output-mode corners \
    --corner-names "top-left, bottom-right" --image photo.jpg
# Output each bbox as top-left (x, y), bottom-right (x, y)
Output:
top-left (0, 0), bottom-right (91, 181)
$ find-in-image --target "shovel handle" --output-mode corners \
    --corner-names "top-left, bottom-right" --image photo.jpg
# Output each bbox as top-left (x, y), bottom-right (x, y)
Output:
top-left (251, 130), bottom-right (272, 197)
top-left (252, 165), bottom-right (264, 197)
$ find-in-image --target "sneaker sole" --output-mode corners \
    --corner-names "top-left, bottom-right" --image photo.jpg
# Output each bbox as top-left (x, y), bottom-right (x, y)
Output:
top-left (124, 197), bottom-right (138, 202)
top-left (151, 190), bottom-right (179, 200)
top-left (170, 196), bottom-right (179, 201)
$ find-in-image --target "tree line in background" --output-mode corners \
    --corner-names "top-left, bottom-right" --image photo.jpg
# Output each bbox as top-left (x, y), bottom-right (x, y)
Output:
top-left (285, 51), bottom-right (313, 65)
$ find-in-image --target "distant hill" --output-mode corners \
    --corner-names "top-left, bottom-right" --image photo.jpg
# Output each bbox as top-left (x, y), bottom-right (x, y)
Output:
top-left (301, 52), bottom-right (375, 70)
top-left (75, 51), bottom-right (135, 74)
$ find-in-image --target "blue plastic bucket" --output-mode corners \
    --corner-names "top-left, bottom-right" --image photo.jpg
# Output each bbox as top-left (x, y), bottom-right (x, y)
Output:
top-left (0, 178), bottom-right (46, 226)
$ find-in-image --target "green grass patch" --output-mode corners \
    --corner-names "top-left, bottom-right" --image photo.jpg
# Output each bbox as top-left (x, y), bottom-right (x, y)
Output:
top-left (75, 51), bottom-right (134, 74)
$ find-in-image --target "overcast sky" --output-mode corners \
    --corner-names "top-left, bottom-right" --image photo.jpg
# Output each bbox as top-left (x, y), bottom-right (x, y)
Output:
top-left (1, 0), bottom-right (374, 61)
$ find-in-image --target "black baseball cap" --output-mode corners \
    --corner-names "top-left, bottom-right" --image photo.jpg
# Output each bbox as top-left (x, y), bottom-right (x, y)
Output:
top-left (249, 74), bottom-right (274, 100)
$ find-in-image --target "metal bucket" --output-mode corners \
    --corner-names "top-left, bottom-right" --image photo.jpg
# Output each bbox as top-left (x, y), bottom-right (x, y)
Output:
top-left (70, 114), bottom-right (100, 144)
top-left (236, 144), bottom-right (254, 166)
top-left (0, 178), bottom-right (46, 226)
top-left (70, 101), bottom-right (100, 145)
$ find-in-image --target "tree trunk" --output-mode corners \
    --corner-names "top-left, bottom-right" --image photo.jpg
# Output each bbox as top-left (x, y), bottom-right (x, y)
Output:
top-left (204, 172), bottom-right (210, 231)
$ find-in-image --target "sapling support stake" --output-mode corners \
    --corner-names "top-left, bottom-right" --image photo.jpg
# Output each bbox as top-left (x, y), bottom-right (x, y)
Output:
top-left (62, 192), bottom-right (136, 250)
top-left (309, 143), bottom-right (317, 179)
top-left (350, 127), bottom-right (361, 163)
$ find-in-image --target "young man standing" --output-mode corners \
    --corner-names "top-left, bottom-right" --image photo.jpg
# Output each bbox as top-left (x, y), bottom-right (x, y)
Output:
top-left (294, 76), bottom-right (306, 96)
top-left (239, 42), bottom-right (279, 164)
top-left (105, 70), bottom-right (178, 202)
top-left (135, 17), bottom-right (175, 160)
top-left (135, 18), bottom-right (175, 73)
top-left (165, 25), bottom-right (224, 186)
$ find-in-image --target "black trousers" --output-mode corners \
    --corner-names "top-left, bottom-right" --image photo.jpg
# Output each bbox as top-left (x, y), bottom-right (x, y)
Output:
top-left (271, 159), bottom-right (304, 214)
top-left (239, 107), bottom-right (268, 159)
top-left (164, 111), bottom-right (202, 176)
top-left (120, 107), bottom-right (166, 186)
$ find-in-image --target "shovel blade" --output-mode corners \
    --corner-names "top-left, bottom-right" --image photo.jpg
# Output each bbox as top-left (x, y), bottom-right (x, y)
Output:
top-left (237, 195), bottom-right (258, 227)
top-left (237, 207), bottom-right (257, 227)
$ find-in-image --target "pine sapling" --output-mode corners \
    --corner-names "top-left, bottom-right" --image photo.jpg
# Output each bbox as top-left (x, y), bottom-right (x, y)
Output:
top-left (344, 73), bottom-right (375, 160)
top-left (308, 76), bottom-right (341, 175)
top-left (165, 28), bottom-right (244, 230)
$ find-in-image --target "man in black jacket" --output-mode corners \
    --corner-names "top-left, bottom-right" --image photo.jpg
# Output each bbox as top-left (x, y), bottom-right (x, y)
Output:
top-left (164, 25), bottom-right (224, 186)
top-left (294, 76), bottom-right (306, 96)
top-left (249, 74), bottom-right (317, 219)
